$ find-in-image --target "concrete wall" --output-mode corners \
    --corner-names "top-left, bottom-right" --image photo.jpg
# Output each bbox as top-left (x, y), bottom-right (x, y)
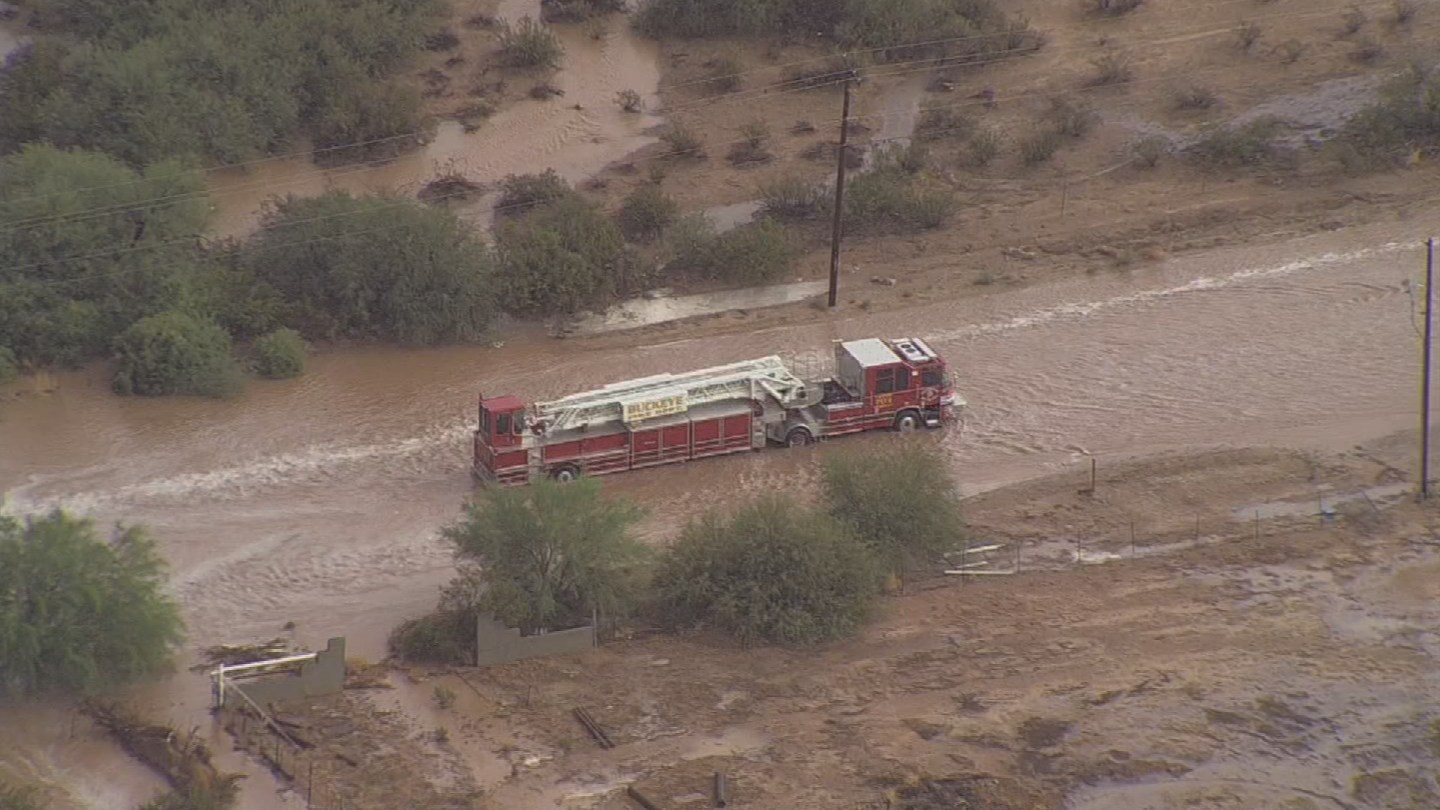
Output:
top-left (475, 615), bottom-right (595, 667)
top-left (223, 637), bottom-right (346, 710)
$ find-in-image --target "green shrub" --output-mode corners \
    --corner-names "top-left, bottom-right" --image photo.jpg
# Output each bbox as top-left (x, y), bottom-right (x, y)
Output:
top-left (0, 145), bottom-right (213, 369)
top-left (498, 17), bottom-right (564, 68)
top-left (388, 609), bottom-right (476, 666)
top-left (759, 174), bottom-right (827, 220)
top-left (1020, 129), bottom-right (1062, 165)
top-left (661, 122), bottom-right (706, 158)
top-left (844, 160), bottom-right (954, 232)
top-left (654, 496), bottom-right (881, 646)
top-left (443, 477), bottom-right (649, 633)
top-left (1341, 67), bottom-right (1440, 165)
top-left (618, 185), bottom-right (679, 242)
top-left (1188, 118), bottom-right (1283, 168)
top-left (497, 195), bottom-right (635, 314)
top-left (665, 216), bottom-right (797, 285)
top-left (821, 442), bottom-right (965, 574)
top-left (968, 126), bottom-right (1002, 166)
top-left (0, 511), bottom-right (184, 696)
top-left (248, 192), bottom-right (495, 343)
top-left (497, 169), bottom-right (573, 215)
top-left (0, 347), bottom-right (17, 385)
top-left (251, 328), bottom-right (306, 379)
top-left (915, 107), bottom-right (973, 142)
top-left (309, 81), bottom-right (432, 165)
top-left (111, 311), bottom-right (241, 398)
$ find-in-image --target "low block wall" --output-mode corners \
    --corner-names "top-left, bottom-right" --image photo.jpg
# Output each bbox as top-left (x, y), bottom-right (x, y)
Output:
top-left (475, 615), bottom-right (595, 667)
top-left (223, 637), bottom-right (346, 710)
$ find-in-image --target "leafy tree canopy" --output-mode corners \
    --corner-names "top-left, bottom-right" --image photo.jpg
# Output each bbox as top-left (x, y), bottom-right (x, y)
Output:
top-left (442, 477), bottom-right (650, 634)
top-left (247, 191), bottom-right (496, 343)
top-left (0, 511), bottom-right (184, 696)
top-left (654, 495), bottom-right (881, 645)
top-left (0, 145), bottom-right (211, 368)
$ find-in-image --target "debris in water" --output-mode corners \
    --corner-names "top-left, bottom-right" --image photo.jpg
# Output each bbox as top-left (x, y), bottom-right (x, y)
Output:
top-left (192, 637), bottom-right (294, 670)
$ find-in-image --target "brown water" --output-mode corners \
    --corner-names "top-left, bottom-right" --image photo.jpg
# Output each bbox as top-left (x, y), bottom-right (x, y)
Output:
top-left (205, 1), bottom-right (663, 238)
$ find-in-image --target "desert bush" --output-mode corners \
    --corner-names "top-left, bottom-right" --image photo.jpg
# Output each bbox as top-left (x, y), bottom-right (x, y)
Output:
top-left (891, 142), bottom-right (931, 174)
top-left (967, 127), bottom-right (1002, 166)
top-left (0, 511), bottom-right (184, 695)
top-left (1172, 83), bottom-right (1219, 111)
top-left (0, 347), bottom-right (17, 385)
top-left (249, 192), bottom-right (495, 342)
top-left (111, 311), bottom-right (241, 398)
top-left (665, 216), bottom-right (797, 285)
top-left (915, 107), bottom-right (974, 142)
top-left (661, 122), bottom-right (706, 158)
top-left (727, 119), bottom-right (773, 165)
top-left (497, 195), bottom-right (634, 313)
top-left (1020, 130), bottom-right (1062, 165)
top-left (1234, 21), bottom-right (1262, 52)
top-left (821, 442), bottom-right (965, 575)
top-left (0, 145), bottom-right (215, 369)
top-left (616, 88), bottom-right (643, 112)
top-left (1090, 50), bottom-right (1133, 85)
top-left (424, 28), bottom-right (461, 50)
top-left (1340, 67), bottom-right (1440, 165)
top-left (1392, 0), bottom-right (1418, 26)
top-left (618, 185), bottom-right (678, 242)
top-left (1045, 97), bottom-right (1099, 138)
top-left (251, 328), bottom-right (306, 380)
top-left (498, 169), bottom-right (572, 214)
top-left (653, 495), bottom-right (881, 646)
top-left (530, 80), bottom-right (563, 99)
top-left (0, 0), bottom-right (444, 167)
top-left (707, 55), bottom-right (743, 93)
top-left (1187, 119), bottom-right (1283, 168)
top-left (1275, 39), bottom-right (1306, 64)
top-left (1350, 37), bottom-right (1383, 64)
top-left (443, 477), bottom-right (650, 633)
top-left (760, 174), bottom-right (827, 220)
top-left (388, 608), bottom-right (476, 665)
top-left (499, 17), bottom-right (564, 67)
top-left (1090, 0), bottom-right (1144, 16)
top-left (845, 159), bottom-right (954, 231)
top-left (1340, 5), bottom-right (1367, 36)
top-left (1133, 135), bottom-right (1170, 167)
top-left (309, 81), bottom-right (433, 165)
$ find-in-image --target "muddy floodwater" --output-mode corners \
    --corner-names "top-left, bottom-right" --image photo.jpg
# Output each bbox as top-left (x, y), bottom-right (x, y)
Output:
top-left (206, 0), bottom-right (663, 238)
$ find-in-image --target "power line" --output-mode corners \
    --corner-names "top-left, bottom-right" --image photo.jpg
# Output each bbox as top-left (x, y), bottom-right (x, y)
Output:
top-left (0, 0), bottom-right (1372, 211)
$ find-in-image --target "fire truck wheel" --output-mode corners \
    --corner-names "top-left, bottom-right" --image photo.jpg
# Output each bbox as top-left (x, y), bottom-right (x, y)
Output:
top-left (785, 427), bottom-right (814, 447)
top-left (550, 465), bottom-right (580, 483)
top-left (894, 411), bottom-right (921, 433)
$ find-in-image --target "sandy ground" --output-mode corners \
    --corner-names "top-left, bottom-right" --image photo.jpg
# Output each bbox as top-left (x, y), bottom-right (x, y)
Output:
top-left (239, 435), bottom-right (1439, 810)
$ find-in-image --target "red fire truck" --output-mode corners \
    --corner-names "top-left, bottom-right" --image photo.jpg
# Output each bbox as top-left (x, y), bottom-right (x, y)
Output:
top-left (473, 337), bottom-right (962, 485)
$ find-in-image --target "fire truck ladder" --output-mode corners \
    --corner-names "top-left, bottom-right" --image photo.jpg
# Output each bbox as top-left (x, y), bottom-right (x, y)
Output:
top-left (535, 355), bottom-right (818, 433)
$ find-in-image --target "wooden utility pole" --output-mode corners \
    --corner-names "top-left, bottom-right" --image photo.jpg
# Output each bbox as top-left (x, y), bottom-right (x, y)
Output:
top-left (827, 72), bottom-right (855, 308)
top-left (1423, 237), bottom-right (1436, 498)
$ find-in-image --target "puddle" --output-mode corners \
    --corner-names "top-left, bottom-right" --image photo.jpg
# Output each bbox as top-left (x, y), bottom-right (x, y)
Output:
top-left (1232, 482), bottom-right (1408, 521)
top-left (569, 281), bottom-right (829, 334)
top-left (704, 200), bottom-right (763, 232)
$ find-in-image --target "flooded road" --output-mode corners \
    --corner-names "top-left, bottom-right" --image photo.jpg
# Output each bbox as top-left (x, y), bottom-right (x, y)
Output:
top-left (205, 0), bottom-right (663, 237)
top-left (3, 140), bottom-right (1434, 810)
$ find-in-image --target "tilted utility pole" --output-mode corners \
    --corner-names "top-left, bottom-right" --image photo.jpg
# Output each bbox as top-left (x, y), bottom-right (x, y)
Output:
top-left (827, 71), bottom-right (856, 308)
top-left (1423, 237), bottom-right (1436, 498)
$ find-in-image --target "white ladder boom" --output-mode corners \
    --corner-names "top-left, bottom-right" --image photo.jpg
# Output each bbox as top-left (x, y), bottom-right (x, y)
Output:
top-left (535, 355), bottom-right (812, 432)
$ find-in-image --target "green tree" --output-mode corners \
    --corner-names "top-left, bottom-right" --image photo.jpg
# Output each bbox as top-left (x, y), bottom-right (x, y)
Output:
top-left (0, 511), bottom-right (184, 696)
top-left (0, 145), bottom-right (212, 368)
top-left (251, 327), bottom-right (306, 379)
top-left (663, 215), bottom-right (796, 285)
top-left (821, 441), bottom-right (964, 574)
top-left (442, 477), bottom-right (649, 634)
top-left (496, 194), bottom-right (633, 314)
top-left (618, 185), bottom-right (679, 243)
top-left (111, 311), bottom-right (242, 398)
top-left (654, 495), bottom-right (881, 645)
top-left (248, 191), bottom-right (495, 343)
